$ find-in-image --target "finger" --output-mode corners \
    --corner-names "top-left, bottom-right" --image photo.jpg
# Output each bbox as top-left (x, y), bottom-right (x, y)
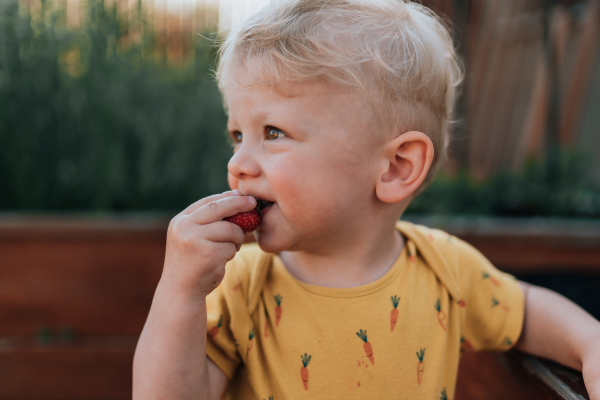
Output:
top-left (191, 195), bottom-right (257, 225)
top-left (201, 221), bottom-right (246, 247)
top-left (181, 190), bottom-right (240, 215)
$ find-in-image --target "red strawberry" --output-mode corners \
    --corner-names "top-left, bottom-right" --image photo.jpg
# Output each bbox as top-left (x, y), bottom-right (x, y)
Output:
top-left (223, 205), bottom-right (262, 233)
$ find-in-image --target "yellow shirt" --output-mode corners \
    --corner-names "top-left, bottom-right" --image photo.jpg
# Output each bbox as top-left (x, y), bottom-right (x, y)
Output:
top-left (206, 221), bottom-right (524, 400)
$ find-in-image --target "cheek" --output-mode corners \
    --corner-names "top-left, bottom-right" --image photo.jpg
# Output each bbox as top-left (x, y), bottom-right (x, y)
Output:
top-left (269, 158), bottom-right (353, 218)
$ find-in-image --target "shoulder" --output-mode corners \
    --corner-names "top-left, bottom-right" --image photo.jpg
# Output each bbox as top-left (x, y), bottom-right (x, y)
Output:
top-left (396, 220), bottom-right (495, 299)
top-left (397, 220), bottom-right (485, 262)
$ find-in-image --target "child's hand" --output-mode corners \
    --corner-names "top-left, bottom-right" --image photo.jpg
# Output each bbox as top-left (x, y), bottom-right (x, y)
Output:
top-left (516, 283), bottom-right (600, 399)
top-left (582, 342), bottom-right (600, 399)
top-left (161, 190), bottom-right (257, 298)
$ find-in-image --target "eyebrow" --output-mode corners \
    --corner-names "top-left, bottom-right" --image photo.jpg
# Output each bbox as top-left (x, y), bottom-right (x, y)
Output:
top-left (228, 110), bottom-right (278, 130)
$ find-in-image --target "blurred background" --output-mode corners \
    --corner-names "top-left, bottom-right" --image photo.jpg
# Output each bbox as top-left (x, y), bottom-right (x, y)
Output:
top-left (0, 0), bottom-right (598, 398)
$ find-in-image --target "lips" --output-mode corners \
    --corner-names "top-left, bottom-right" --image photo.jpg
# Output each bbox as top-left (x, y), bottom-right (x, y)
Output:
top-left (256, 198), bottom-right (274, 211)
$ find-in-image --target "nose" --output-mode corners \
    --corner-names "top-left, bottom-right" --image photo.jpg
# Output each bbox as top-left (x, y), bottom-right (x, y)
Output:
top-left (227, 144), bottom-right (261, 182)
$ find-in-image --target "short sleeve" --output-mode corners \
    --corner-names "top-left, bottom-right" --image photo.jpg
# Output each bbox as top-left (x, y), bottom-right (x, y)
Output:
top-left (453, 237), bottom-right (525, 352)
top-left (205, 248), bottom-right (256, 379)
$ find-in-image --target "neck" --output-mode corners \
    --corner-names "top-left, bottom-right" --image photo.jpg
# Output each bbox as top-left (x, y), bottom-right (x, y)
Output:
top-left (278, 220), bottom-right (404, 288)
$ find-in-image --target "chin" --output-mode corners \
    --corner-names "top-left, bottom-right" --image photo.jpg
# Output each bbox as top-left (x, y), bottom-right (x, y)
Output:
top-left (254, 231), bottom-right (293, 254)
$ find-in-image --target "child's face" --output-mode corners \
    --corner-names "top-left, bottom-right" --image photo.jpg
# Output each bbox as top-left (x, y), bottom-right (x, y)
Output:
top-left (225, 67), bottom-right (386, 254)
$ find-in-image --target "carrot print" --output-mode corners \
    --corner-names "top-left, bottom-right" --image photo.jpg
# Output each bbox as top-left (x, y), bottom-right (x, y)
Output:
top-left (457, 299), bottom-right (467, 308)
top-left (440, 388), bottom-right (447, 400)
top-left (233, 283), bottom-right (241, 291)
top-left (390, 296), bottom-right (400, 332)
top-left (300, 353), bottom-right (311, 390)
top-left (247, 327), bottom-right (255, 353)
top-left (416, 348), bottom-right (425, 385)
top-left (274, 294), bottom-right (283, 326)
top-left (264, 318), bottom-right (268, 338)
top-left (408, 249), bottom-right (415, 262)
top-left (503, 337), bottom-right (513, 347)
top-left (356, 329), bottom-right (374, 364)
top-left (460, 336), bottom-right (474, 351)
top-left (208, 315), bottom-right (222, 337)
top-left (491, 297), bottom-right (510, 311)
top-left (434, 299), bottom-right (447, 332)
top-left (482, 271), bottom-right (500, 287)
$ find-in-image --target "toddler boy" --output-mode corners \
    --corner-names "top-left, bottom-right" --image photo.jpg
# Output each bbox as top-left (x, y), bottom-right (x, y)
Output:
top-left (133, 0), bottom-right (600, 399)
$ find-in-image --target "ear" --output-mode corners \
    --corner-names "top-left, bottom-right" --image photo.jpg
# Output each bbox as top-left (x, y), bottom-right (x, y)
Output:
top-left (375, 131), bottom-right (434, 204)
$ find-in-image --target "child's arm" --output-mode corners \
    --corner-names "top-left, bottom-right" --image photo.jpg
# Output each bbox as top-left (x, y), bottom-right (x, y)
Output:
top-left (515, 281), bottom-right (600, 399)
top-left (132, 191), bottom-right (256, 399)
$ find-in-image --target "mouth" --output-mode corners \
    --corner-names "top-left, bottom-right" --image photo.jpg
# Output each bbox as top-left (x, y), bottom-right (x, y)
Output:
top-left (255, 198), bottom-right (275, 212)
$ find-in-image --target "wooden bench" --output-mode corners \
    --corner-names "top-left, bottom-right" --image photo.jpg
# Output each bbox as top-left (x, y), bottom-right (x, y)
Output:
top-left (0, 215), bottom-right (593, 399)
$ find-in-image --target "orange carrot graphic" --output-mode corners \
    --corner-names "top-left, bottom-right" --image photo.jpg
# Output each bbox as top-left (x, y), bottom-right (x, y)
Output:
top-left (390, 296), bottom-right (400, 332)
top-left (457, 299), bottom-right (467, 308)
top-left (491, 297), bottom-right (510, 311)
top-left (408, 249), bottom-right (415, 262)
top-left (416, 348), bottom-right (425, 384)
top-left (247, 327), bottom-right (255, 353)
top-left (482, 271), bottom-right (500, 287)
top-left (434, 299), bottom-right (447, 332)
top-left (233, 283), bottom-right (241, 291)
top-left (274, 294), bottom-right (283, 327)
top-left (356, 329), bottom-right (374, 365)
top-left (300, 353), bottom-right (311, 390)
top-left (208, 315), bottom-right (222, 337)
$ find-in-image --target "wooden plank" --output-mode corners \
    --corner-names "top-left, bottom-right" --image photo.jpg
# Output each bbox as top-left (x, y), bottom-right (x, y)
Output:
top-left (460, 235), bottom-right (600, 272)
top-left (499, 351), bottom-right (589, 400)
top-left (0, 336), bottom-right (136, 400)
top-left (456, 352), bottom-right (535, 400)
top-left (456, 351), bottom-right (589, 400)
top-left (0, 237), bottom-right (165, 335)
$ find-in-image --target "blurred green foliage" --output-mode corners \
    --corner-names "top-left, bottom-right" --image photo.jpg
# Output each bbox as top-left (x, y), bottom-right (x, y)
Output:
top-left (407, 149), bottom-right (600, 217)
top-left (1, 0), bottom-right (599, 217)
top-left (0, 0), bottom-right (230, 212)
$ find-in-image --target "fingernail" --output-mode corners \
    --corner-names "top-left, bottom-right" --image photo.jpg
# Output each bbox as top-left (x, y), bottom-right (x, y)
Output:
top-left (231, 189), bottom-right (241, 195)
top-left (246, 196), bottom-right (256, 204)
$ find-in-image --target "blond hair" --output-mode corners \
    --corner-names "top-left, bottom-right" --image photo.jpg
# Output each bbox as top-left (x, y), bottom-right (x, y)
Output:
top-left (216, 0), bottom-right (464, 185)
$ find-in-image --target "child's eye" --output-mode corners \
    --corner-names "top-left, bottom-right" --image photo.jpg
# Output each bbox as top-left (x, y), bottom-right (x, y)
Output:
top-left (266, 127), bottom-right (287, 140)
top-left (232, 131), bottom-right (242, 143)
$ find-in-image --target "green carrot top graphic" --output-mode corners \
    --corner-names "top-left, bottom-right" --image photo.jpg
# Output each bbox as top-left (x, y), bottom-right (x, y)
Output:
top-left (356, 329), bottom-right (368, 343)
top-left (416, 348), bottom-right (425, 362)
top-left (391, 295), bottom-right (400, 308)
top-left (440, 388), bottom-right (447, 400)
top-left (301, 353), bottom-right (311, 368)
